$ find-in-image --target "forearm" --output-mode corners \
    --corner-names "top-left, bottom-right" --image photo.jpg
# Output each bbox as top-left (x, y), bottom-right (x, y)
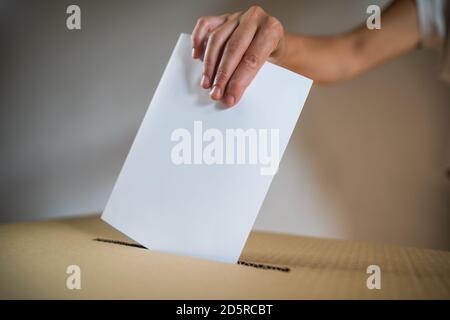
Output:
top-left (347, 0), bottom-right (421, 77)
top-left (274, 33), bottom-right (357, 84)
top-left (274, 0), bottom-right (421, 84)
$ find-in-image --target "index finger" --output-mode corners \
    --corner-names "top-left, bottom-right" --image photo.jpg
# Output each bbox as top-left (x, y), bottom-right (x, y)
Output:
top-left (191, 15), bottom-right (227, 59)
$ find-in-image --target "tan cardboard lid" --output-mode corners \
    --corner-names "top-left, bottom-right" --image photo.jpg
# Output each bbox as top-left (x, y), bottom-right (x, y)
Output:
top-left (0, 216), bottom-right (449, 299)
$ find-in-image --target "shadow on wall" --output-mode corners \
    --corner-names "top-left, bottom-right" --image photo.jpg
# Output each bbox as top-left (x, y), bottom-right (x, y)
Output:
top-left (257, 50), bottom-right (450, 250)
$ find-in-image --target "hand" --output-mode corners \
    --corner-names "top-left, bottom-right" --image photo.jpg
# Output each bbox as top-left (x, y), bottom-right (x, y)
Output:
top-left (191, 5), bottom-right (285, 107)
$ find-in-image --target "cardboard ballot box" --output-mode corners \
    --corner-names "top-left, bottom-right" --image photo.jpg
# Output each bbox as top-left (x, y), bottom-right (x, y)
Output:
top-left (0, 216), bottom-right (449, 299)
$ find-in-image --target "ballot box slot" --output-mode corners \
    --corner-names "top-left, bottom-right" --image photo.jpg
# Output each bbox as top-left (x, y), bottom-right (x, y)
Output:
top-left (93, 238), bottom-right (146, 249)
top-left (92, 238), bottom-right (290, 273)
top-left (236, 261), bottom-right (290, 273)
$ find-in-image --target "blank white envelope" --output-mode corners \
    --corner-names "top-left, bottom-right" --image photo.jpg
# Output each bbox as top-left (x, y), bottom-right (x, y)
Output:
top-left (102, 33), bottom-right (312, 264)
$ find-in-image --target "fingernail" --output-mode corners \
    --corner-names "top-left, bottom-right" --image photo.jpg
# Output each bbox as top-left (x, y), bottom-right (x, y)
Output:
top-left (210, 86), bottom-right (222, 100)
top-left (224, 95), bottom-right (235, 107)
top-left (201, 75), bottom-right (210, 88)
top-left (192, 48), bottom-right (196, 58)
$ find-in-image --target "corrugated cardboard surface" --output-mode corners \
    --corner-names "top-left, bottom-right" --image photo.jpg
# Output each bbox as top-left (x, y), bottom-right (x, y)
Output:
top-left (0, 216), bottom-right (449, 299)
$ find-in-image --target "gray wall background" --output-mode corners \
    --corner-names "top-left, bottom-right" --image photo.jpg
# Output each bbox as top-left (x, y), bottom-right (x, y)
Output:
top-left (1, 0), bottom-right (449, 250)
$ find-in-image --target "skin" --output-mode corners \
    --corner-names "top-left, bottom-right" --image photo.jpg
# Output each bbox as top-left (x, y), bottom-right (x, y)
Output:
top-left (191, 0), bottom-right (420, 107)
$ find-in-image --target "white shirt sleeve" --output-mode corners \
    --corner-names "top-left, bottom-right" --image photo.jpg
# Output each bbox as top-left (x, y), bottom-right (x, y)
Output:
top-left (416, 0), bottom-right (450, 82)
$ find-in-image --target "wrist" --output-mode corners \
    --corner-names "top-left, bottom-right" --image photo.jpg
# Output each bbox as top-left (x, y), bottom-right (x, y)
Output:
top-left (340, 31), bottom-right (366, 80)
top-left (270, 31), bottom-right (362, 84)
top-left (269, 31), bottom-right (288, 66)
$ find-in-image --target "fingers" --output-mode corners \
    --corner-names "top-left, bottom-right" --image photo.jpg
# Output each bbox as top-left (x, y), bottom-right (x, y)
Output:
top-left (223, 17), bottom-right (284, 106)
top-left (191, 15), bottom-right (227, 59)
top-left (193, 6), bottom-right (285, 107)
top-left (201, 17), bottom-right (239, 89)
top-left (209, 19), bottom-right (259, 101)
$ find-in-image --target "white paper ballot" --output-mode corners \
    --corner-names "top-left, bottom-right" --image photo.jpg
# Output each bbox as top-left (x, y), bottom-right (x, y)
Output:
top-left (102, 33), bottom-right (312, 264)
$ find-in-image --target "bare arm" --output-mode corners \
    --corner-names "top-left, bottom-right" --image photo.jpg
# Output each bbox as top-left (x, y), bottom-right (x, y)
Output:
top-left (191, 0), bottom-right (421, 106)
top-left (277, 0), bottom-right (421, 84)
